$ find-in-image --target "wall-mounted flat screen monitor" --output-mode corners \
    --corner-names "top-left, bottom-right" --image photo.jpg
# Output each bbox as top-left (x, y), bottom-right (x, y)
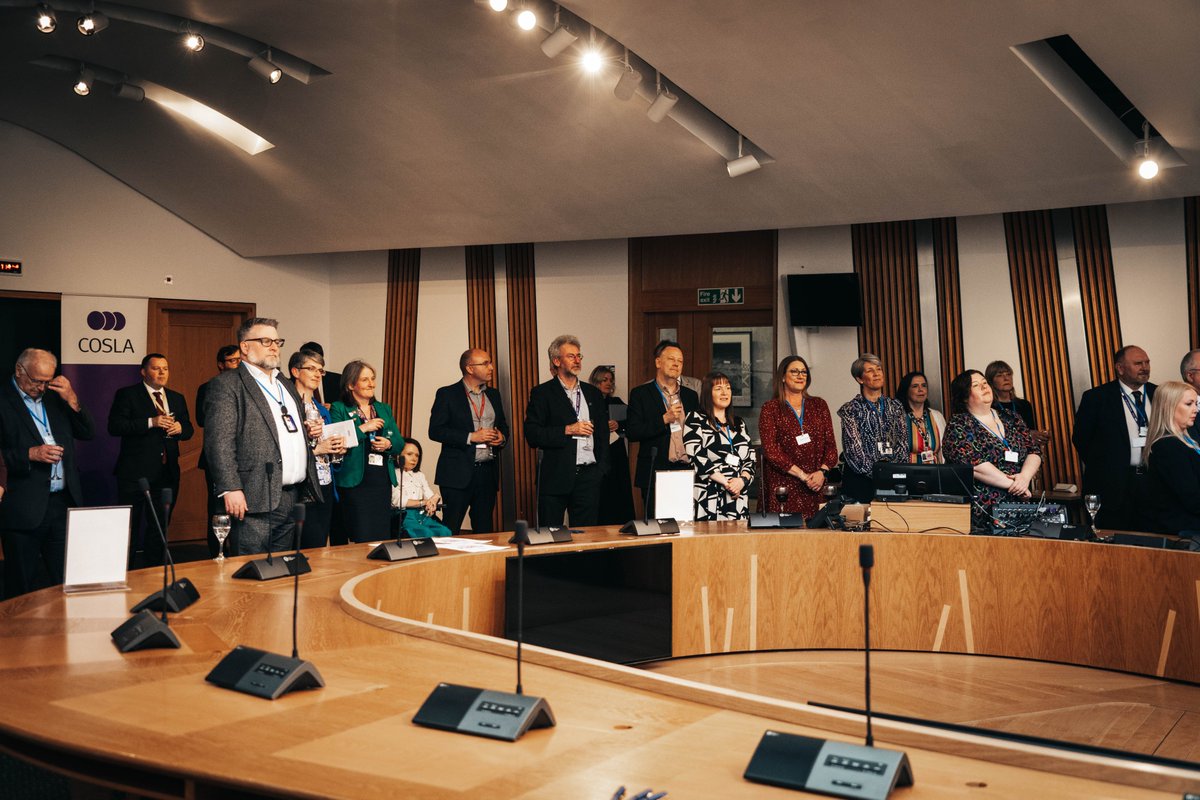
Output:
top-left (872, 462), bottom-right (974, 499)
top-left (786, 273), bottom-right (863, 327)
top-left (504, 544), bottom-right (672, 665)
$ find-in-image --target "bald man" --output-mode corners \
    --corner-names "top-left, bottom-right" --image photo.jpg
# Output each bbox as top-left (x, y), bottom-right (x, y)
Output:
top-left (0, 348), bottom-right (94, 597)
top-left (428, 349), bottom-right (508, 534)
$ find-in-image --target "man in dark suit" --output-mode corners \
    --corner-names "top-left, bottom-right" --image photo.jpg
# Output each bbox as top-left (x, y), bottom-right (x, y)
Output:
top-left (1072, 345), bottom-right (1156, 531)
top-left (0, 348), bottom-right (94, 598)
top-left (626, 340), bottom-right (701, 507)
top-left (206, 318), bottom-right (320, 554)
top-left (524, 334), bottom-right (609, 527)
top-left (196, 344), bottom-right (240, 554)
top-left (1181, 348), bottom-right (1200, 442)
top-left (109, 353), bottom-right (194, 568)
top-left (428, 348), bottom-right (508, 534)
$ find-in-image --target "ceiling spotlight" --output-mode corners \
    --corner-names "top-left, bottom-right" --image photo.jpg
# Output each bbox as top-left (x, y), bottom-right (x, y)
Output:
top-left (183, 32), bottom-right (205, 52)
top-left (613, 49), bottom-right (642, 101)
top-left (76, 10), bottom-right (108, 35)
top-left (646, 72), bottom-right (678, 122)
top-left (541, 26), bottom-right (576, 57)
top-left (35, 5), bottom-right (56, 33)
top-left (248, 53), bottom-right (283, 84)
top-left (112, 82), bottom-right (145, 102)
top-left (581, 49), bottom-right (603, 73)
top-left (1135, 120), bottom-right (1159, 181)
top-left (488, 0), bottom-right (508, 10)
top-left (516, 9), bottom-right (537, 30)
top-left (727, 135), bottom-right (762, 178)
top-left (73, 67), bottom-right (94, 97)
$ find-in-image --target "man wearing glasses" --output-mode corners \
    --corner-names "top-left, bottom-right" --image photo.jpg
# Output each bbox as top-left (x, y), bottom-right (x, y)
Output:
top-left (0, 348), bottom-right (94, 598)
top-left (205, 318), bottom-right (320, 555)
top-left (1181, 349), bottom-right (1200, 442)
top-left (428, 348), bottom-right (509, 534)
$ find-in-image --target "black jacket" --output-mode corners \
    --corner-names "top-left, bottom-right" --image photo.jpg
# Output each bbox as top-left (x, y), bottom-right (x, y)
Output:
top-left (428, 381), bottom-right (509, 490)
top-left (626, 380), bottom-right (701, 490)
top-left (108, 383), bottom-right (194, 494)
top-left (523, 378), bottom-right (609, 495)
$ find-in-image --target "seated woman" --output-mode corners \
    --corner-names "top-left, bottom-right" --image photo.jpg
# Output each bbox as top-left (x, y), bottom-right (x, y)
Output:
top-left (759, 355), bottom-right (837, 518)
top-left (1142, 380), bottom-right (1200, 536)
top-left (391, 439), bottom-right (451, 538)
top-left (895, 371), bottom-right (946, 464)
top-left (683, 371), bottom-right (757, 520)
top-left (942, 369), bottom-right (1042, 530)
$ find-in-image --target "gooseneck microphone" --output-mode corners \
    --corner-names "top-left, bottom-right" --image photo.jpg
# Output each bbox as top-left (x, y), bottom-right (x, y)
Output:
top-left (512, 519), bottom-right (528, 695)
top-left (112, 480), bottom-right (188, 652)
top-left (291, 503), bottom-right (305, 659)
top-left (619, 447), bottom-right (678, 536)
top-left (129, 479), bottom-right (199, 615)
top-left (233, 463), bottom-right (317, 579)
top-left (860, 543), bottom-right (875, 747)
top-left (644, 446), bottom-right (658, 524)
top-left (534, 448), bottom-right (544, 532)
top-left (368, 463), bottom-right (440, 560)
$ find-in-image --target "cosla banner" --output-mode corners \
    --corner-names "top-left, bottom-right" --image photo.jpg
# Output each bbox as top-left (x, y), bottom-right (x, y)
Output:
top-left (60, 295), bottom-right (148, 505)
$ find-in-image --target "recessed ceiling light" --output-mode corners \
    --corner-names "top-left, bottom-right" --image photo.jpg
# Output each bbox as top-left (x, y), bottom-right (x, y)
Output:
top-left (489, 0), bottom-right (508, 10)
top-left (73, 67), bottom-right (94, 96)
top-left (35, 5), bottom-right (56, 33)
top-left (77, 11), bottom-right (108, 35)
top-left (183, 32), bottom-right (205, 52)
top-left (581, 49), bottom-right (602, 73)
top-left (516, 9), bottom-right (537, 30)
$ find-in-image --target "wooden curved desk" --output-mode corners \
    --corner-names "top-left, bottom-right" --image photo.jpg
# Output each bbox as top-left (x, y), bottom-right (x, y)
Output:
top-left (0, 526), bottom-right (1198, 799)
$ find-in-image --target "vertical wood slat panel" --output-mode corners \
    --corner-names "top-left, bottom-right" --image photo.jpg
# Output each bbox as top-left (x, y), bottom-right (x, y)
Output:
top-left (933, 218), bottom-right (965, 411)
top-left (853, 221), bottom-right (923, 384)
top-left (382, 248), bottom-right (419, 435)
top-left (1003, 211), bottom-right (1082, 487)
top-left (1072, 205), bottom-right (1122, 387)
top-left (464, 245), bottom-right (502, 530)
top-left (505, 243), bottom-right (539, 522)
top-left (1186, 198), bottom-right (1200, 350)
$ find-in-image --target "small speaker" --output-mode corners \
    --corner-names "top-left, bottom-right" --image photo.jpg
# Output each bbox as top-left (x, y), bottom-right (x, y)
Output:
top-left (111, 610), bottom-right (181, 652)
top-left (619, 518), bottom-right (680, 536)
top-left (523, 527), bottom-right (574, 545)
top-left (413, 683), bottom-right (555, 742)
top-left (367, 538), bottom-right (439, 561)
top-left (130, 578), bottom-right (200, 613)
top-left (233, 552), bottom-right (310, 581)
top-left (205, 645), bottom-right (324, 700)
top-left (745, 730), bottom-right (913, 799)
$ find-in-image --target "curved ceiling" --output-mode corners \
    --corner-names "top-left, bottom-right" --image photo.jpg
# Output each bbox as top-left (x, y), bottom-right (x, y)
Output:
top-left (2, 0), bottom-right (1198, 257)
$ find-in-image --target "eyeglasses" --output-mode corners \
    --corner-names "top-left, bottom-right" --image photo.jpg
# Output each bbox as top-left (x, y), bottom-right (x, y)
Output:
top-left (243, 337), bottom-right (285, 348)
top-left (786, 369), bottom-right (809, 377)
top-left (16, 364), bottom-right (52, 387)
top-left (560, 353), bottom-right (583, 362)
top-left (298, 365), bottom-right (326, 376)
top-left (222, 357), bottom-right (241, 364)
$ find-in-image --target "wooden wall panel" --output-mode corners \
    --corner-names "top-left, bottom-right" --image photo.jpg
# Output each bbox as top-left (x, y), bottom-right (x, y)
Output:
top-left (852, 221), bottom-right (923, 382)
top-left (382, 248), bottom-right (419, 434)
top-left (1003, 211), bottom-right (1081, 487)
top-left (1186, 197), bottom-right (1200, 350)
top-left (505, 243), bottom-right (539, 522)
top-left (933, 217), bottom-right (964, 411)
top-left (1072, 205), bottom-right (1121, 387)
top-left (464, 245), bottom-right (503, 529)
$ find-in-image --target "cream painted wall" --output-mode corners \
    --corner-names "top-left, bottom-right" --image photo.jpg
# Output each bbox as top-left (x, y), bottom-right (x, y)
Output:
top-left (324, 250), bottom-right (388, 388)
top-left (957, 214), bottom-right (1024, 395)
top-left (534, 239), bottom-right (629, 398)
top-left (1108, 198), bottom-right (1189, 380)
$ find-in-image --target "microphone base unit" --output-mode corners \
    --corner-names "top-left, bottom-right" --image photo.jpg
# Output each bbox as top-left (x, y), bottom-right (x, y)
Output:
top-left (521, 526), bottom-right (574, 545)
top-left (233, 552), bottom-right (311, 581)
top-left (111, 610), bottom-right (182, 653)
top-left (745, 730), bottom-right (913, 800)
top-left (413, 683), bottom-right (555, 742)
top-left (619, 518), bottom-right (680, 536)
top-left (748, 513), bottom-right (806, 530)
top-left (367, 538), bottom-right (440, 561)
top-left (206, 645), bottom-right (325, 700)
top-left (130, 577), bottom-right (201, 614)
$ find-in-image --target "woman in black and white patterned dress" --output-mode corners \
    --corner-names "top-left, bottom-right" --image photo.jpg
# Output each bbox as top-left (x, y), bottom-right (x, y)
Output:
top-left (684, 371), bottom-right (757, 520)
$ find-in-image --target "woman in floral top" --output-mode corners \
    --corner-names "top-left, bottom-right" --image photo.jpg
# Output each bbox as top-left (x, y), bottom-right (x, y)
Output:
top-left (942, 369), bottom-right (1043, 530)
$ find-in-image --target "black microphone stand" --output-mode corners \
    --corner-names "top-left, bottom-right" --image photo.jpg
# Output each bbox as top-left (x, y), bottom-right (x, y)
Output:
top-left (233, 464), bottom-right (313, 580)
top-left (112, 479), bottom-right (184, 651)
top-left (369, 464), bottom-right (439, 560)
top-left (130, 484), bottom-right (200, 613)
top-left (524, 449), bottom-right (571, 544)
top-left (620, 446), bottom-right (678, 536)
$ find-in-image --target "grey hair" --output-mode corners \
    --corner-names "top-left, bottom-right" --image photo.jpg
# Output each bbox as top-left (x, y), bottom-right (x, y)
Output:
top-left (236, 317), bottom-right (279, 343)
top-left (547, 334), bottom-right (581, 367)
top-left (16, 348), bottom-right (56, 371)
top-left (1180, 349), bottom-right (1200, 379)
top-left (850, 353), bottom-right (882, 381)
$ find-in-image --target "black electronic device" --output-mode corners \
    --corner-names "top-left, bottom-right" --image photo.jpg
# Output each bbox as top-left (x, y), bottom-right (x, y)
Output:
top-left (872, 462), bottom-right (973, 500)
top-left (922, 493), bottom-right (967, 505)
top-left (368, 537), bottom-right (440, 561)
top-left (991, 501), bottom-right (1066, 536)
top-left (206, 505), bottom-right (324, 700)
top-left (807, 497), bottom-right (847, 530)
top-left (621, 447), bottom-right (679, 536)
top-left (786, 273), bottom-right (864, 328)
top-left (522, 526), bottom-right (574, 545)
top-left (231, 463), bottom-right (310, 580)
top-left (745, 544), bottom-right (914, 799)
top-left (113, 481), bottom-right (185, 652)
top-left (414, 520), bottom-right (555, 741)
top-left (749, 484), bottom-right (806, 529)
top-left (130, 485), bottom-right (200, 613)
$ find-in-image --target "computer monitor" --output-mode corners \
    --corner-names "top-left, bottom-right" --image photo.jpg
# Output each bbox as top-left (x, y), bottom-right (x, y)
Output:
top-left (872, 462), bottom-right (973, 499)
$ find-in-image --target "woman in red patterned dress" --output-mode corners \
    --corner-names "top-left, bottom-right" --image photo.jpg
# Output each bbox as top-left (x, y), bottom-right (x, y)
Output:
top-left (758, 355), bottom-right (838, 518)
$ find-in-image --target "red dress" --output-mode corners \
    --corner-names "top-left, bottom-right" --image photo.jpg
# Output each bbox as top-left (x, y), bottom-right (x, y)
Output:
top-left (759, 396), bottom-right (839, 517)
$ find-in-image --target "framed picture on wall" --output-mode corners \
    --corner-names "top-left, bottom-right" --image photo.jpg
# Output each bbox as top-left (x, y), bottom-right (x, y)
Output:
top-left (711, 330), bottom-right (752, 406)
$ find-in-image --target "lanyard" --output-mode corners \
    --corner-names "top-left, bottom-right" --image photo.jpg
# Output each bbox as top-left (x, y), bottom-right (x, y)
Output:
top-left (251, 373), bottom-right (285, 410)
top-left (978, 410), bottom-right (1012, 450)
top-left (787, 397), bottom-right (805, 431)
top-left (654, 381), bottom-right (679, 410)
top-left (465, 387), bottom-right (488, 423)
top-left (1184, 433), bottom-right (1200, 454)
top-left (716, 419), bottom-right (736, 449)
top-left (910, 410), bottom-right (936, 452)
top-left (24, 395), bottom-right (50, 435)
top-left (1120, 389), bottom-right (1148, 427)
top-left (560, 380), bottom-right (583, 419)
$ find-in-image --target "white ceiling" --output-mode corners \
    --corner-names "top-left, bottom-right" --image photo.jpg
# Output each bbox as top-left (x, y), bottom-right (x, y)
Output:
top-left (2, 0), bottom-right (1198, 257)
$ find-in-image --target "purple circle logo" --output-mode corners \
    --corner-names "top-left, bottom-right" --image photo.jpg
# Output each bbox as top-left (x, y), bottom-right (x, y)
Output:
top-left (87, 311), bottom-right (127, 331)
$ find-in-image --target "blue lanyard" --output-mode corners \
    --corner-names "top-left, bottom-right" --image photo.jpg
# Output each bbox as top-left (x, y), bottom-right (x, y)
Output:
top-left (717, 419), bottom-right (736, 449)
top-left (868, 395), bottom-right (885, 420)
top-left (654, 381), bottom-right (678, 410)
top-left (1184, 433), bottom-right (1200, 454)
top-left (24, 395), bottom-right (50, 435)
top-left (250, 372), bottom-right (285, 409)
top-left (787, 397), bottom-right (805, 431)
top-left (1120, 390), bottom-right (1148, 428)
top-left (560, 380), bottom-right (583, 419)
top-left (979, 410), bottom-right (1012, 450)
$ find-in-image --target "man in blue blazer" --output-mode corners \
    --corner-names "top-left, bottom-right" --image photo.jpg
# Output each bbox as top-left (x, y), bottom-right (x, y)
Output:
top-left (109, 353), bottom-right (194, 567)
top-left (524, 335), bottom-right (609, 527)
top-left (428, 349), bottom-right (508, 534)
top-left (0, 348), bottom-right (94, 598)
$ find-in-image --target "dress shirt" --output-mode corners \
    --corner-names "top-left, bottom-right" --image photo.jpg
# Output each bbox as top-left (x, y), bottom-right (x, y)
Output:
top-left (1119, 380), bottom-right (1152, 466)
top-left (244, 361), bottom-right (308, 485)
top-left (144, 382), bottom-right (171, 428)
top-left (463, 380), bottom-right (497, 463)
top-left (14, 377), bottom-right (63, 492)
top-left (561, 378), bottom-right (596, 466)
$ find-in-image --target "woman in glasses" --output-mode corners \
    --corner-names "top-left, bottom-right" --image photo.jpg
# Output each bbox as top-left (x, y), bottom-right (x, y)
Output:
top-left (287, 349), bottom-right (345, 547)
top-left (759, 355), bottom-right (838, 519)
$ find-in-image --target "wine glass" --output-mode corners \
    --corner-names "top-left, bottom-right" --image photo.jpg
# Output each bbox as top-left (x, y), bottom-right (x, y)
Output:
top-left (1084, 494), bottom-right (1101, 537)
top-left (212, 514), bottom-right (231, 562)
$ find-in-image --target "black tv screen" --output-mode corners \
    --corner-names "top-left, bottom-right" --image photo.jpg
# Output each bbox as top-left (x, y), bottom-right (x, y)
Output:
top-left (787, 273), bottom-right (863, 327)
top-left (872, 462), bottom-right (974, 499)
top-left (504, 544), bottom-right (672, 665)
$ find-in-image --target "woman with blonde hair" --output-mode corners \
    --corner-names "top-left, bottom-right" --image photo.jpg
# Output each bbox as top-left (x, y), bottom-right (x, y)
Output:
top-left (1142, 380), bottom-right (1200, 536)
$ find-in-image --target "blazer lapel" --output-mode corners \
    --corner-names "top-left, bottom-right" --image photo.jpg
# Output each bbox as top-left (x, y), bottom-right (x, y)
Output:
top-left (4, 380), bottom-right (45, 443)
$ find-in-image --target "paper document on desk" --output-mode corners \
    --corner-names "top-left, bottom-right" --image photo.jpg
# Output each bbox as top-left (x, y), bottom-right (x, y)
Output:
top-left (322, 420), bottom-right (358, 447)
top-left (427, 537), bottom-right (507, 552)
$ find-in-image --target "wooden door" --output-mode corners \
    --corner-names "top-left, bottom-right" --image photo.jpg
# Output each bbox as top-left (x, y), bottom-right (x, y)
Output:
top-left (148, 299), bottom-right (254, 541)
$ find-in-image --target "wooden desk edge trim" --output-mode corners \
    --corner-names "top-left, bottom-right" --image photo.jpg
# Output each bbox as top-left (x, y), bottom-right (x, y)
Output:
top-left (338, 567), bottom-right (1200, 794)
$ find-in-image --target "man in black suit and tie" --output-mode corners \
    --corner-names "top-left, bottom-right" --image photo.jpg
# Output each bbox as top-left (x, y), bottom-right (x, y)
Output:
top-left (626, 340), bottom-right (701, 507)
top-left (428, 349), bottom-right (508, 534)
top-left (206, 318), bottom-right (320, 554)
top-left (0, 348), bottom-right (94, 598)
top-left (1072, 345), bottom-right (1156, 531)
top-left (524, 335), bottom-right (609, 527)
top-left (109, 353), bottom-right (194, 568)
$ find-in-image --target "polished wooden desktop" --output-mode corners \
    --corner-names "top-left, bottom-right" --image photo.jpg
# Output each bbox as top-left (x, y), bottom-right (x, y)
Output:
top-left (1, 525), bottom-right (1198, 798)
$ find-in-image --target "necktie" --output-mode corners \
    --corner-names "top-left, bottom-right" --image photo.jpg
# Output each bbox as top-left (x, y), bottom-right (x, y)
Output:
top-left (153, 391), bottom-right (167, 415)
top-left (1132, 390), bottom-right (1146, 427)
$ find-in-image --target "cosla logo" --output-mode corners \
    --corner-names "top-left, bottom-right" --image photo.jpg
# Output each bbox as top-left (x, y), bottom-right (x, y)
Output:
top-left (78, 309), bottom-right (134, 353)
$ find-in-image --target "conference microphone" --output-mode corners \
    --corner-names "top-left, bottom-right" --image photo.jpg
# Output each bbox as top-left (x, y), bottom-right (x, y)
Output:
top-left (415, 519), bottom-right (556, 741)
top-left (113, 480), bottom-right (187, 652)
top-left (206, 504), bottom-right (325, 700)
top-left (522, 449), bottom-right (572, 544)
top-left (233, 464), bottom-right (312, 580)
top-left (130, 481), bottom-right (200, 614)
top-left (749, 473), bottom-right (805, 530)
top-left (370, 467), bottom-right (439, 560)
top-left (619, 446), bottom-right (679, 536)
top-left (744, 543), bottom-right (914, 797)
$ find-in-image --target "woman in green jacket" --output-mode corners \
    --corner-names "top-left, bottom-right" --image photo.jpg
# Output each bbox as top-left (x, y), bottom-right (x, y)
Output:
top-left (330, 360), bottom-right (405, 542)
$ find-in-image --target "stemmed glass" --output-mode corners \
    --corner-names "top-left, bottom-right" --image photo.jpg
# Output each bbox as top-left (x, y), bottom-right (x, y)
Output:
top-left (1084, 494), bottom-right (1101, 537)
top-left (212, 514), bottom-right (231, 562)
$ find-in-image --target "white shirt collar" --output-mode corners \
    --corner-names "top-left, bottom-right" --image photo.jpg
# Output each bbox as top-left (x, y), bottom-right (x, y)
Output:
top-left (243, 360), bottom-right (279, 384)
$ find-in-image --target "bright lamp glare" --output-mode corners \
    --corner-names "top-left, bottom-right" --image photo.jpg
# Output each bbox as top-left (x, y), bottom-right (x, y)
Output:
top-left (581, 50), bottom-right (602, 73)
top-left (489, 0), bottom-right (508, 10)
top-left (516, 10), bottom-right (536, 30)
top-left (35, 6), bottom-right (56, 33)
top-left (1138, 158), bottom-right (1159, 180)
top-left (184, 33), bottom-right (205, 52)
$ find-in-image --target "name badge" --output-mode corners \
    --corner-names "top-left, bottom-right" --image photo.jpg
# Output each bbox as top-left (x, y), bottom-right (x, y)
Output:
top-left (367, 453), bottom-right (384, 466)
top-left (919, 449), bottom-right (935, 464)
top-left (280, 411), bottom-right (299, 434)
top-left (1138, 426), bottom-right (1148, 437)
top-left (475, 443), bottom-right (489, 450)
top-left (1132, 435), bottom-right (1147, 448)
top-left (878, 443), bottom-right (893, 455)
top-left (796, 433), bottom-right (811, 446)
top-left (1004, 450), bottom-right (1019, 463)
top-left (669, 423), bottom-right (683, 433)
top-left (725, 453), bottom-right (741, 467)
